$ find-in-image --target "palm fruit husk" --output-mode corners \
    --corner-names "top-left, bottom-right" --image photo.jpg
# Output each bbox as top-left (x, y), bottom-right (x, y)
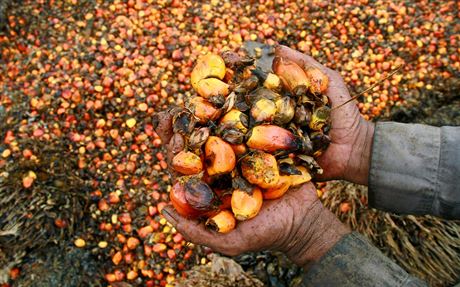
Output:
top-left (234, 75), bottom-right (260, 95)
top-left (274, 96), bottom-right (296, 125)
top-left (219, 109), bottom-right (249, 132)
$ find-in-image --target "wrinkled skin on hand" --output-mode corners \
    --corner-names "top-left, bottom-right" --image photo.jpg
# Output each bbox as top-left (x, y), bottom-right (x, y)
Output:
top-left (162, 182), bottom-right (348, 268)
top-left (152, 46), bottom-right (365, 267)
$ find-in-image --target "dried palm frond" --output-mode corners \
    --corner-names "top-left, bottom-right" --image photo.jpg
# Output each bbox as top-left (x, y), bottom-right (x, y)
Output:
top-left (0, 139), bottom-right (90, 281)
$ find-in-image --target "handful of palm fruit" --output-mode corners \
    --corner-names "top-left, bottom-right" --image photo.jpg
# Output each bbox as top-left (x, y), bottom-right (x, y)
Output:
top-left (168, 50), bottom-right (331, 233)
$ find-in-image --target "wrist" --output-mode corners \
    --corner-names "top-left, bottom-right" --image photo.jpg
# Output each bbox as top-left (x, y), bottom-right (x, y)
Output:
top-left (344, 119), bottom-right (375, 185)
top-left (281, 199), bottom-right (350, 268)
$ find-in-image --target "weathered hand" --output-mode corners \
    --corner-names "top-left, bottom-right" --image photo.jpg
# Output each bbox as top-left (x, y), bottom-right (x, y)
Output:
top-left (162, 182), bottom-right (349, 268)
top-left (153, 111), bottom-right (349, 267)
top-left (275, 45), bottom-right (374, 185)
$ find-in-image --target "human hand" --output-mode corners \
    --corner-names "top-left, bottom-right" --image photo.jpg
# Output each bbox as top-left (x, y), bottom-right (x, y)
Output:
top-left (162, 182), bottom-right (349, 268)
top-left (153, 111), bottom-right (349, 267)
top-left (275, 45), bottom-right (374, 185)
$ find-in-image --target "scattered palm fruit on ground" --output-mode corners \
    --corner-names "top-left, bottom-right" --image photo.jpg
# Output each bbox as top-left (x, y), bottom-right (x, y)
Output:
top-left (0, 0), bottom-right (458, 286)
top-left (166, 51), bottom-right (331, 231)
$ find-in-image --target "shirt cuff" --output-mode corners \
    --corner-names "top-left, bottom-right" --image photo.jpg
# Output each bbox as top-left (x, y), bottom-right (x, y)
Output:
top-left (302, 232), bottom-right (426, 286)
top-left (368, 122), bottom-right (440, 216)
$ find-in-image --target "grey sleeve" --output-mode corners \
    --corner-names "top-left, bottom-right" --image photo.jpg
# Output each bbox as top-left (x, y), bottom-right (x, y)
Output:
top-left (302, 232), bottom-right (426, 286)
top-left (369, 122), bottom-right (460, 219)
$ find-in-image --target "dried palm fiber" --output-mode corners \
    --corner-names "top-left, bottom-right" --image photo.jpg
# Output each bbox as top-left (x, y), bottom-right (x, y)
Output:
top-left (322, 181), bottom-right (460, 287)
top-left (234, 251), bottom-right (304, 287)
top-left (0, 138), bottom-right (91, 283)
top-left (13, 244), bottom-right (103, 287)
top-left (0, 0), bottom-right (11, 32)
top-left (176, 254), bottom-right (264, 287)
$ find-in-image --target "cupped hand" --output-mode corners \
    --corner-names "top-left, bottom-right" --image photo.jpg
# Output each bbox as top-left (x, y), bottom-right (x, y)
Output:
top-left (275, 45), bottom-right (374, 185)
top-left (153, 110), bottom-right (349, 267)
top-left (151, 46), bottom-right (363, 266)
top-left (161, 182), bottom-right (348, 268)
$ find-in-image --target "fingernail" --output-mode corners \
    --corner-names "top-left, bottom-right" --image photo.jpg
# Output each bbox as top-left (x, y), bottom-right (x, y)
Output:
top-left (161, 207), bottom-right (178, 226)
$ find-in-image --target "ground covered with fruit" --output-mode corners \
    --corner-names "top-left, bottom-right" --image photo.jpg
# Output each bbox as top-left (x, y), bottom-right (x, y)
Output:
top-left (0, 0), bottom-right (459, 286)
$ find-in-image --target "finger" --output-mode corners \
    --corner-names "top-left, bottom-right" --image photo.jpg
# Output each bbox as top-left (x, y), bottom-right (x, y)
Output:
top-left (152, 110), bottom-right (174, 144)
top-left (274, 45), bottom-right (353, 108)
top-left (161, 205), bottom-right (210, 245)
top-left (275, 45), bottom-right (330, 76)
top-left (161, 206), bottom-right (242, 254)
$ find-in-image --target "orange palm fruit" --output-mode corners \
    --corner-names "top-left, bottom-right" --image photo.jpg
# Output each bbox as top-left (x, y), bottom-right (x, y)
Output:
top-left (250, 98), bottom-right (277, 123)
top-left (189, 97), bottom-right (222, 124)
top-left (195, 78), bottom-right (230, 99)
top-left (263, 72), bottom-right (281, 91)
top-left (263, 175), bottom-right (291, 200)
top-left (304, 66), bottom-right (329, 94)
top-left (272, 56), bottom-right (310, 96)
top-left (205, 136), bottom-right (236, 176)
top-left (171, 151), bottom-right (203, 175)
top-left (246, 125), bottom-right (300, 153)
top-left (205, 210), bottom-right (236, 233)
top-left (191, 54), bottom-right (226, 91)
top-left (240, 151), bottom-right (280, 188)
top-left (289, 166), bottom-right (312, 186)
top-left (230, 143), bottom-right (247, 156)
top-left (231, 187), bottom-right (263, 221)
top-left (169, 181), bottom-right (204, 219)
top-left (219, 109), bottom-right (249, 133)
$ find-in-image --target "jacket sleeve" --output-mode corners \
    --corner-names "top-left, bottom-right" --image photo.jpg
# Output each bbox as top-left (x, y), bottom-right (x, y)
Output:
top-left (368, 122), bottom-right (460, 219)
top-left (301, 232), bottom-right (426, 286)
